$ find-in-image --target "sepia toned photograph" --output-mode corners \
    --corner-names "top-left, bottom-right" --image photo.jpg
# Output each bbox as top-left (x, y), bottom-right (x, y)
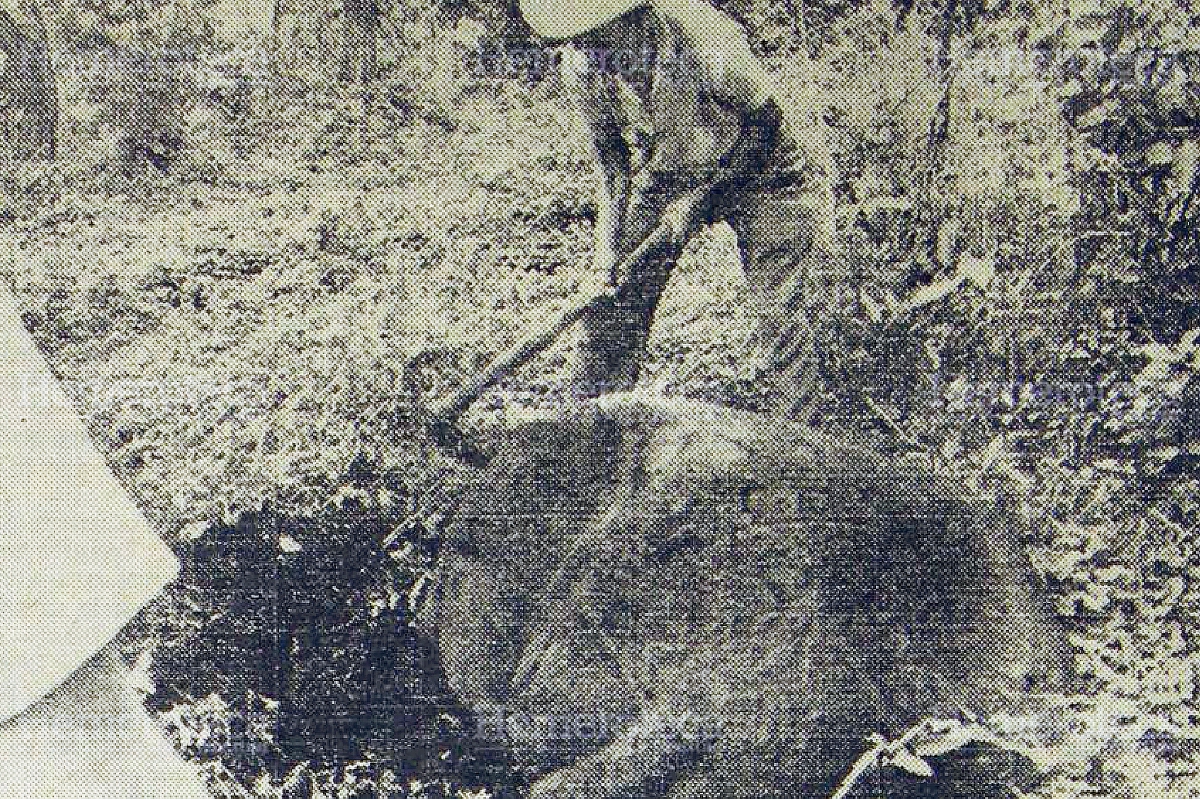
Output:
top-left (0, 0), bottom-right (1197, 795)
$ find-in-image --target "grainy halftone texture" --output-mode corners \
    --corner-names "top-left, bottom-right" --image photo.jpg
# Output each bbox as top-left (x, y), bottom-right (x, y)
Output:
top-left (0, 284), bottom-right (177, 724)
top-left (5, 0), bottom-right (1196, 795)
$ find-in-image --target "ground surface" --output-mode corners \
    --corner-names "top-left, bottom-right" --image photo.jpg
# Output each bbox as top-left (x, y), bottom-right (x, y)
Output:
top-left (2, 39), bottom-right (1200, 799)
top-left (1, 72), bottom-right (765, 526)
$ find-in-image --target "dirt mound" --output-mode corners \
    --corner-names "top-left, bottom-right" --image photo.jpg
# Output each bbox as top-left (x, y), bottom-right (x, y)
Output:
top-left (427, 395), bottom-right (1069, 798)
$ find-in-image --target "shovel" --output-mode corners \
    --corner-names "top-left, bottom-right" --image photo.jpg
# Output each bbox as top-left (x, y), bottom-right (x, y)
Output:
top-left (426, 213), bottom-right (691, 462)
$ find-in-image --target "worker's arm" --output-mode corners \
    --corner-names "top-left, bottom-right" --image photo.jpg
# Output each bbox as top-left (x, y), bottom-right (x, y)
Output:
top-left (560, 46), bottom-right (633, 285)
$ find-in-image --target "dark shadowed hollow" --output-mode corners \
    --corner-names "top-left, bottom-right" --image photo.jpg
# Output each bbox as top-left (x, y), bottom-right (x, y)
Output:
top-left (148, 468), bottom-right (523, 797)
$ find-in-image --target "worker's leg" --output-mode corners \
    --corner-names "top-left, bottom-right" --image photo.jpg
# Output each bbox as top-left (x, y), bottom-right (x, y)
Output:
top-left (570, 185), bottom-right (683, 397)
top-left (571, 251), bottom-right (679, 395)
top-left (727, 178), bottom-right (840, 417)
top-left (0, 643), bottom-right (210, 798)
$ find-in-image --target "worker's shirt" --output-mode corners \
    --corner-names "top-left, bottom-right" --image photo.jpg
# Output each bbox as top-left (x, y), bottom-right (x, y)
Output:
top-left (562, 0), bottom-right (778, 194)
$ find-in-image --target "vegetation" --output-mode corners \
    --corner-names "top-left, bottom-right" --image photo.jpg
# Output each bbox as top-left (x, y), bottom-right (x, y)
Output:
top-left (1, 0), bottom-right (1199, 796)
top-left (0, 2), bottom-right (57, 159)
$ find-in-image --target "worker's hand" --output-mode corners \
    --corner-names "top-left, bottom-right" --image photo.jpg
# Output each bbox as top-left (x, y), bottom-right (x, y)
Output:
top-left (661, 188), bottom-right (709, 245)
top-left (591, 242), bottom-right (619, 288)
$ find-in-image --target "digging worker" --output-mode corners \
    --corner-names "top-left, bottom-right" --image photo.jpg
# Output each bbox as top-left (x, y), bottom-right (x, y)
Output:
top-left (0, 283), bottom-right (209, 797)
top-left (524, 0), bottom-right (838, 410)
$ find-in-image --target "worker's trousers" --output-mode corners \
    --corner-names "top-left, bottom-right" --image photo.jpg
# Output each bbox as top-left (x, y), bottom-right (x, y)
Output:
top-left (570, 108), bottom-right (840, 415)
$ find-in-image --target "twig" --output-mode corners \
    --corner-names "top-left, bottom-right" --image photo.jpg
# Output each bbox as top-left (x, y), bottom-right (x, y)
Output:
top-left (1150, 507), bottom-right (1190, 538)
top-left (887, 272), bottom-right (967, 321)
top-left (862, 395), bottom-right (928, 453)
top-left (828, 736), bottom-right (887, 799)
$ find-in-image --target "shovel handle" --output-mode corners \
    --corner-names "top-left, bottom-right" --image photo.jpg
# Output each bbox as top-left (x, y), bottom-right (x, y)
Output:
top-left (427, 285), bottom-right (616, 426)
top-left (427, 220), bottom-right (679, 429)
